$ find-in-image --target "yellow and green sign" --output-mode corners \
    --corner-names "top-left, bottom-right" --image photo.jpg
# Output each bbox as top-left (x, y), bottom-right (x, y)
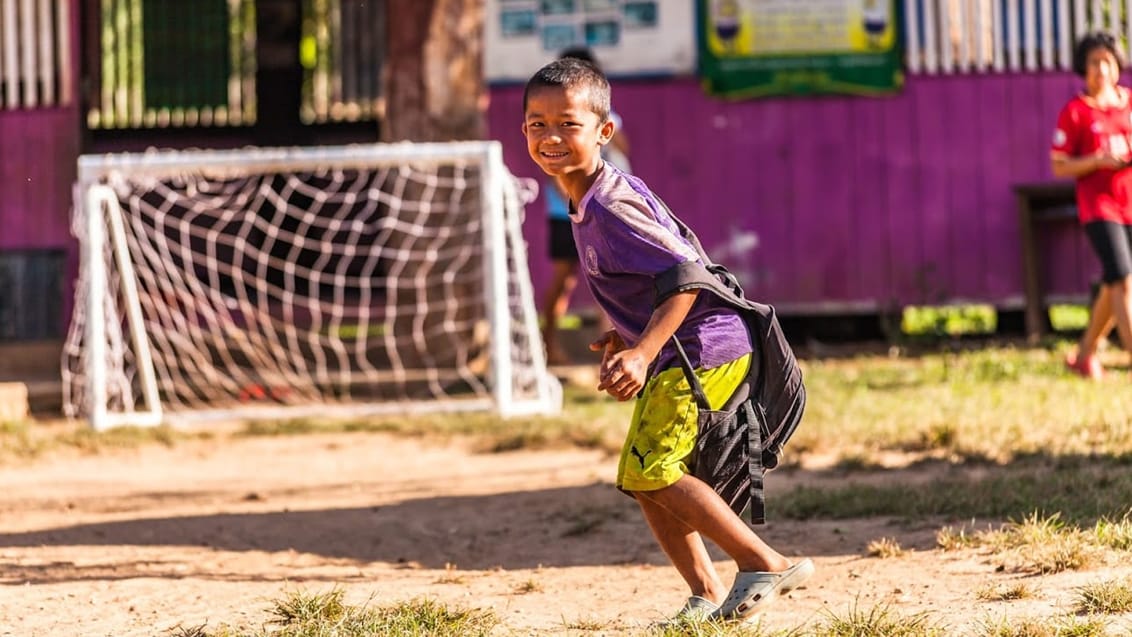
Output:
top-left (698, 0), bottom-right (903, 98)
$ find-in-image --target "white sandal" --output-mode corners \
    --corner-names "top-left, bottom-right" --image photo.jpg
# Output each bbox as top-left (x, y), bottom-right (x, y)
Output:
top-left (712, 558), bottom-right (814, 620)
top-left (653, 595), bottom-right (720, 628)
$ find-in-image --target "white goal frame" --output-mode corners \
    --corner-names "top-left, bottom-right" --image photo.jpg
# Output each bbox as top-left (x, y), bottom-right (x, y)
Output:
top-left (71, 141), bottom-right (561, 430)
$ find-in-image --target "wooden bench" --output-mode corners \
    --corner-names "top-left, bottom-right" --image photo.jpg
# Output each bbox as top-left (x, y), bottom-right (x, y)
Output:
top-left (1013, 181), bottom-right (1079, 342)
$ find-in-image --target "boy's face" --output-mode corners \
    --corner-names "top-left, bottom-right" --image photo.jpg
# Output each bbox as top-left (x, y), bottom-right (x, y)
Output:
top-left (522, 85), bottom-right (614, 184)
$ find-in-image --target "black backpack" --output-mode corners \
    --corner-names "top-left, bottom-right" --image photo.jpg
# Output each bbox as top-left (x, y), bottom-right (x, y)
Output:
top-left (654, 201), bottom-right (806, 525)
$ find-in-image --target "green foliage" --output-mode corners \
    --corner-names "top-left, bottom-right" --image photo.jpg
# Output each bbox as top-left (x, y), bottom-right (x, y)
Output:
top-left (902, 305), bottom-right (997, 337)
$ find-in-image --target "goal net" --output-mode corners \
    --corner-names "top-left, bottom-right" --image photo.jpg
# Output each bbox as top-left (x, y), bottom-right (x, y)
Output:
top-left (64, 142), bottom-right (561, 430)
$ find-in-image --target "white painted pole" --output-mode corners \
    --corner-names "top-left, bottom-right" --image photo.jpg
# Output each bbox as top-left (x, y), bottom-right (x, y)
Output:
top-left (904, 0), bottom-right (922, 73)
top-left (1056, 0), bottom-right (1070, 69)
top-left (1023, 0), bottom-right (1037, 70)
top-left (480, 142), bottom-right (514, 414)
top-left (56, 0), bottom-right (70, 104)
top-left (19, 0), bottom-right (35, 106)
top-left (993, 0), bottom-right (1005, 70)
top-left (1007, 0), bottom-right (1021, 71)
top-left (924, 0), bottom-right (939, 73)
top-left (3, 0), bottom-right (20, 108)
top-left (939, 0), bottom-right (953, 73)
top-left (1073, 0), bottom-right (1086, 38)
top-left (973, 0), bottom-right (988, 70)
top-left (1039, 0), bottom-right (1053, 69)
top-left (102, 186), bottom-right (163, 423)
top-left (36, 0), bottom-right (52, 103)
top-left (84, 187), bottom-right (110, 432)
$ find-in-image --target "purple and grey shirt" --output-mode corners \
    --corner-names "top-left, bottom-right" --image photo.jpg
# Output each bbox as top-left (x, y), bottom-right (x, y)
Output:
top-left (571, 162), bottom-right (752, 372)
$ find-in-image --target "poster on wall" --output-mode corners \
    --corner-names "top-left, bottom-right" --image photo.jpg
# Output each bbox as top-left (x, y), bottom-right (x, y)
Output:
top-left (698, 0), bottom-right (903, 98)
top-left (485, 0), bottom-right (696, 83)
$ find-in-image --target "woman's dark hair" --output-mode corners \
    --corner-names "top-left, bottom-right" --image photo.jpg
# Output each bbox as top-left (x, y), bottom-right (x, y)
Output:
top-left (1073, 31), bottom-right (1124, 77)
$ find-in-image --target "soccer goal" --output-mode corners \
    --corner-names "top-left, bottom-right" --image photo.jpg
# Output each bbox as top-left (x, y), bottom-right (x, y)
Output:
top-left (64, 141), bottom-right (562, 430)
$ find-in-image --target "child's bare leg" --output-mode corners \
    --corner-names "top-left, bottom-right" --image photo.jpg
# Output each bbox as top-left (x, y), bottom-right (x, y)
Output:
top-left (1108, 276), bottom-right (1132, 357)
top-left (634, 474), bottom-right (791, 573)
top-left (1079, 284), bottom-right (1115, 358)
top-left (635, 494), bottom-right (727, 603)
top-left (541, 259), bottom-right (578, 364)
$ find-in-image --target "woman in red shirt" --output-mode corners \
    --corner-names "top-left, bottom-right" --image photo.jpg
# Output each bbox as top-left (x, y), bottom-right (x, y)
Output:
top-left (1051, 31), bottom-right (1132, 379)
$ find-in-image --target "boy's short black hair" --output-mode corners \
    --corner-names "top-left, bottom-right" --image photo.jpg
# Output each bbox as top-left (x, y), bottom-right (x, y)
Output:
top-left (1073, 31), bottom-right (1124, 77)
top-left (558, 46), bottom-right (598, 66)
top-left (523, 57), bottom-right (611, 123)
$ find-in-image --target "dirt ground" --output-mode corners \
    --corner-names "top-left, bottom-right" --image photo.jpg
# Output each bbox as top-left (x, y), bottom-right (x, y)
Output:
top-left (1, 426), bottom-right (1131, 636)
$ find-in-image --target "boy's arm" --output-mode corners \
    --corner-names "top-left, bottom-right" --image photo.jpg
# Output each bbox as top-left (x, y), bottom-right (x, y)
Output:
top-left (596, 289), bottom-right (699, 401)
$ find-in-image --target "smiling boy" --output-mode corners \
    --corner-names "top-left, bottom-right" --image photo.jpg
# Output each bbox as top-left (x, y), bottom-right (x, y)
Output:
top-left (521, 58), bottom-right (813, 623)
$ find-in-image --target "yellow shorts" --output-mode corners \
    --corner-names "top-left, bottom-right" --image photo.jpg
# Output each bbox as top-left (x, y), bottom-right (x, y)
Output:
top-left (617, 353), bottom-right (751, 492)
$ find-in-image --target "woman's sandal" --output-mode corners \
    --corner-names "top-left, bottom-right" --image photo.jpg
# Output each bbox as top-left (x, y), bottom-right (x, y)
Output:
top-left (711, 558), bottom-right (815, 620)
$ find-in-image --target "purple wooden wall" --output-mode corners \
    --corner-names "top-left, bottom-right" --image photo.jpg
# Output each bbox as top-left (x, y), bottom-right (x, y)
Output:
top-left (489, 73), bottom-right (1096, 316)
top-left (0, 108), bottom-right (79, 251)
top-left (0, 0), bottom-right (81, 334)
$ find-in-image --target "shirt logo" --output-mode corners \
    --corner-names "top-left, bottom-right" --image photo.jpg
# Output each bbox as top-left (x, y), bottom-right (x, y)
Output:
top-left (585, 245), bottom-right (600, 277)
top-left (1053, 129), bottom-right (1067, 147)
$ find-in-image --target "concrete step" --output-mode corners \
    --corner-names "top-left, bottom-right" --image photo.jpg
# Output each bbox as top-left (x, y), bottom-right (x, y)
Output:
top-left (0, 382), bottom-right (28, 422)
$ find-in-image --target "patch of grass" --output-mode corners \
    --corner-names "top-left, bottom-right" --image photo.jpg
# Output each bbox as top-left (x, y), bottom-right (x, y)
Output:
top-left (813, 600), bottom-right (946, 636)
top-left (563, 616), bottom-right (611, 631)
top-left (975, 581), bottom-right (1038, 601)
top-left (514, 578), bottom-right (542, 594)
top-left (1049, 304), bottom-right (1090, 332)
top-left (179, 589), bottom-right (499, 637)
top-left (778, 466), bottom-right (1132, 523)
top-left (797, 343), bottom-right (1132, 463)
top-left (643, 617), bottom-right (787, 636)
top-left (938, 525), bottom-right (980, 551)
top-left (1093, 513), bottom-right (1132, 551)
top-left (434, 563), bottom-right (467, 585)
top-left (902, 304), bottom-right (997, 336)
top-left (865, 537), bottom-right (905, 558)
top-left (935, 514), bottom-right (1121, 575)
top-left (237, 385), bottom-right (630, 455)
top-left (972, 614), bottom-right (1110, 637)
top-left (0, 421), bottom-right (196, 464)
top-left (1076, 577), bottom-right (1132, 614)
top-left (977, 513), bottom-right (1104, 574)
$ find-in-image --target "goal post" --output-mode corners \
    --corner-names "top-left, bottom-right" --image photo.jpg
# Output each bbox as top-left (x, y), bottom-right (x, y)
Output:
top-left (65, 141), bottom-right (562, 430)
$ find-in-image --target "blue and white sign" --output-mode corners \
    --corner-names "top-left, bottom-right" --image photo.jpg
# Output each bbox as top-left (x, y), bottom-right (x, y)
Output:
top-left (485, 0), bottom-right (696, 82)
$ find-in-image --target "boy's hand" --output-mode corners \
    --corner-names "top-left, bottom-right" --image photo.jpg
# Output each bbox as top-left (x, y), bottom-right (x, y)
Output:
top-left (589, 329), bottom-right (626, 361)
top-left (597, 348), bottom-right (649, 401)
top-left (591, 331), bottom-right (648, 401)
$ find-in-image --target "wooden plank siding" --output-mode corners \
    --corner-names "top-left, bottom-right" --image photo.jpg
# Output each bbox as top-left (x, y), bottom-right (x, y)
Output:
top-left (489, 72), bottom-right (1095, 316)
top-left (0, 0), bottom-right (80, 339)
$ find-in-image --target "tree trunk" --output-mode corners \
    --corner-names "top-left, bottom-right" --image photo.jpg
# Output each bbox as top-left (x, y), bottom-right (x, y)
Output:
top-left (382, 0), bottom-right (485, 142)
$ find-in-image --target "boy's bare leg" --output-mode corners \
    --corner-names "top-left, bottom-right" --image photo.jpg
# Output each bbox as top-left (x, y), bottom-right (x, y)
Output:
top-left (636, 494), bottom-right (727, 604)
top-left (634, 474), bottom-right (792, 573)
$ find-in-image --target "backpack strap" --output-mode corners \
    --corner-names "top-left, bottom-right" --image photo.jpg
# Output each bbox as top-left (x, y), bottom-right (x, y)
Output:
top-left (670, 335), bottom-right (766, 525)
top-left (669, 336), bottom-right (710, 411)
